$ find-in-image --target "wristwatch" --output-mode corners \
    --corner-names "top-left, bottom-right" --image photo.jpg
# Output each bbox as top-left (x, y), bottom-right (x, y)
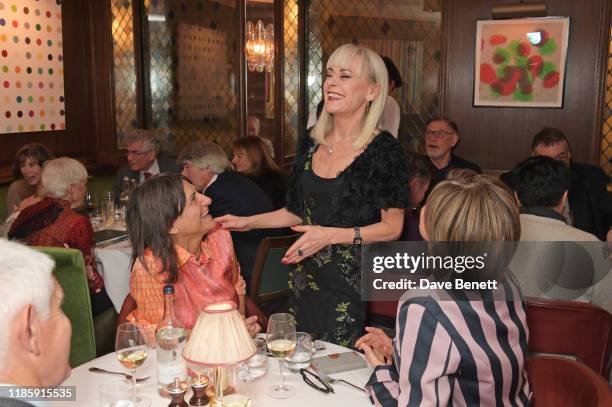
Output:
top-left (353, 226), bottom-right (362, 245)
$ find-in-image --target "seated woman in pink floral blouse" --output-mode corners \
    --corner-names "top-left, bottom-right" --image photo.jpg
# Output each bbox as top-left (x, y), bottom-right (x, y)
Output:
top-left (118, 174), bottom-right (259, 339)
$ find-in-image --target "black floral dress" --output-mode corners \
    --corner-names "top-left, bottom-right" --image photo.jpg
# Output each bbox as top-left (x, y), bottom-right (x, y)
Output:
top-left (286, 131), bottom-right (409, 347)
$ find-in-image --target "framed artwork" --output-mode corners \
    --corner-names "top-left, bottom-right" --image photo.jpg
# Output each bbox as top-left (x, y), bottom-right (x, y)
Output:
top-left (474, 17), bottom-right (569, 107)
top-left (0, 0), bottom-right (66, 133)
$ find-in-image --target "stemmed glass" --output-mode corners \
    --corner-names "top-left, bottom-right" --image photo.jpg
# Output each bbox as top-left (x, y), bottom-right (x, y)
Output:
top-left (266, 313), bottom-right (297, 399)
top-left (115, 322), bottom-right (151, 406)
top-left (84, 191), bottom-right (96, 215)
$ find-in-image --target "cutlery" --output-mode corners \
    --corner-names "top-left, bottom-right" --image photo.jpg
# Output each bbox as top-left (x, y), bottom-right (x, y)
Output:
top-left (88, 367), bottom-right (150, 383)
top-left (311, 365), bottom-right (364, 392)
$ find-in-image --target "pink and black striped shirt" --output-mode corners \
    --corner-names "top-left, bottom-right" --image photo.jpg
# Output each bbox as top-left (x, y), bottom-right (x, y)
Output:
top-left (365, 278), bottom-right (530, 406)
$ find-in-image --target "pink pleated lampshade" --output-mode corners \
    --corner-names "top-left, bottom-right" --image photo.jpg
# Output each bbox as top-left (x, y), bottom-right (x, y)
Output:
top-left (183, 301), bottom-right (256, 366)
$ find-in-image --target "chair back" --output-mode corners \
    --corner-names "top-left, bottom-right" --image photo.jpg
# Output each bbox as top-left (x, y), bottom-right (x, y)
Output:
top-left (35, 247), bottom-right (96, 367)
top-left (249, 235), bottom-right (298, 304)
top-left (525, 297), bottom-right (611, 377)
top-left (526, 356), bottom-right (612, 406)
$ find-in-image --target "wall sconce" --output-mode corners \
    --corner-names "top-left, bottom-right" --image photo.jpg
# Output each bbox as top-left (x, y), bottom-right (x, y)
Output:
top-left (245, 20), bottom-right (274, 72)
top-left (492, 1), bottom-right (547, 19)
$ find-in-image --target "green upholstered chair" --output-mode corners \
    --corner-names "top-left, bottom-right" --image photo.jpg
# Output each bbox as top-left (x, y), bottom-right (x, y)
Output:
top-left (249, 235), bottom-right (298, 307)
top-left (34, 247), bottom-right (96, 367)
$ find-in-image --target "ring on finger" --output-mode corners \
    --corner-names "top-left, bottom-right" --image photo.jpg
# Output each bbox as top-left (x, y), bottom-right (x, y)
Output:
top-left (297, 248), bottom-right (304, 257)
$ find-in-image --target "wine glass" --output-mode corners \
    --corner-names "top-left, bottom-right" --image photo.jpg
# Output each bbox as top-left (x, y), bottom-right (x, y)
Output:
top-left (266, 313), bottom-right (297, 399)
top-left (84, 191), bottom-right (96, 216)
top-left (115, 322), bottom-right (151, 406)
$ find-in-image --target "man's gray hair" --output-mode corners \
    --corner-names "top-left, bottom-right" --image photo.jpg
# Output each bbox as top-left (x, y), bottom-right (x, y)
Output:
top-left (124, 129), bottom-right (160, 154)
top-left (178, 141), bottom-right (231, 174)
top-left (0, 240), bottom-right (55, 364)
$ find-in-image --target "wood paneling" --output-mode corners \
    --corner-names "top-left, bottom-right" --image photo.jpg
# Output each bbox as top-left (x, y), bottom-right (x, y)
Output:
top-left (0, 0), bottom-right (118, 181)
top-left (442, 0), bottom-right (611, 170)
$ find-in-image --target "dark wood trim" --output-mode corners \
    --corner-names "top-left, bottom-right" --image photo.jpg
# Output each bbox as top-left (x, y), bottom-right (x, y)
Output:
top-left (133, 0), bottom-right (150, 128)
top-left (297, 0), bottom-right (307, 142)
top-left (592, 0), bottom-right (612, 164)
top-left (274, 0), bottom-right (285, 161)
top-left (88, 0), bottom-right (121, 165)
top-left (439, 0), bottom-right (452, 117)
top-left (237, 0), bottom-right (247, 140)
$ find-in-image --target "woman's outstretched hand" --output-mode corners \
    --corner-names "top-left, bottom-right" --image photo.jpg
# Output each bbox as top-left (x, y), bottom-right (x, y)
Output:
top-left (214, 214), bottom-right (252, 232)
top-left (283, 224), bottom-right (336, 264)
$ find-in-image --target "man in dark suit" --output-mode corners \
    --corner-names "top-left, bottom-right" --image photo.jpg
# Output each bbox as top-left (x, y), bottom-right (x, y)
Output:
top-left (501, 127), bottom-right (611, 240)
top-left (112, 129), bottom-right (181, 202)
top-left (178, 140), bottom-right (278, 287)
top-left (425, 117), bottom-right (481, 186)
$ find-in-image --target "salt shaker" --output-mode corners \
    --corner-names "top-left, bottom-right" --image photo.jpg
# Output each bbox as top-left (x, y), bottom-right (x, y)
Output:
top-left (189, 374), bottom-right (210, 406)
top-left (167, 378), bottom-right (189, 407)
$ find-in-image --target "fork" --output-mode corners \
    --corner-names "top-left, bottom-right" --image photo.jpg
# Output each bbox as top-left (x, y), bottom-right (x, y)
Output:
top-left (88, 367), bottom-right (150, 383)
top-left (311, 366), bottom-right (364, 392)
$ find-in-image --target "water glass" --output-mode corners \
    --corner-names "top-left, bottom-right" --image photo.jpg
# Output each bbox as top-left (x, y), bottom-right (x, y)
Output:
top-left (222, 393), bottom-right (253, 407)
top-left (99, 379), bottom-right (139, 407)
top-left (285, 332), bottom-right (314, 371)
top-left (91, 207), bottom-right (104, 230)
top-left (238, 338), bottom-right (268, 382)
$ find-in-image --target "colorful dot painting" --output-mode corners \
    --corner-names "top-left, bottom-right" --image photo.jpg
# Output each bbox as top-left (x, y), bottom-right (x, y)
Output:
top-left (0, 0), bottom-right (65, 133)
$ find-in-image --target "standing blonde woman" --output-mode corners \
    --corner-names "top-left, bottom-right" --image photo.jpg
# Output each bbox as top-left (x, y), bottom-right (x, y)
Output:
top-left (217, 44), bottom-right (409, 346)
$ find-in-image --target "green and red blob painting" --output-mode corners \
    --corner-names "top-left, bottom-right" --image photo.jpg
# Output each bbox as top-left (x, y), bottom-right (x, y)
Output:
top-left (474, 18), bottom-right (569, 107)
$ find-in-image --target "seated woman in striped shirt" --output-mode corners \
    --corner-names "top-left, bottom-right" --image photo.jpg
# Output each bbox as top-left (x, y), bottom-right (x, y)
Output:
top-left (357, 170), bottom-right (530, 406)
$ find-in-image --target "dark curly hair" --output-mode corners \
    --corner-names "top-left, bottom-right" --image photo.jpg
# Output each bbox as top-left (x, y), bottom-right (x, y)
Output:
top-left (512, 155), bottom-right (570, 208)
top-left (12, 143), bottom-right (54, 179)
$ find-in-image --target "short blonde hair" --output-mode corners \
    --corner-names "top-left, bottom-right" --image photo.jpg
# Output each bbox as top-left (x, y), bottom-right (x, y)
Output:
top-left (424, 170), bottom-right (520, 242)
top-left (41, 157), bottom-right (88, 199)
top-left (177, 141), bottom-right (231, 174)
top-left (311, 44), bottom-right (388, 150)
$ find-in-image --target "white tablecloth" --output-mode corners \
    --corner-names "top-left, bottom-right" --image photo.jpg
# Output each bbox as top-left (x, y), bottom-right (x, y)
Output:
top-left (95, 240), bottom-right (132, 312)
top-left (59, 341), bottom-right (373, 406)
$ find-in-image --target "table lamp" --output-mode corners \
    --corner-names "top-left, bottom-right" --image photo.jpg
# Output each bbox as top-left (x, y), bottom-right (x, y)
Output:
top-left (183, 302), bottom-right (256, 406)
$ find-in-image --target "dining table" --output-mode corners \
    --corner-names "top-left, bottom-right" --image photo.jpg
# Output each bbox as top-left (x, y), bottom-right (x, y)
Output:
top-left (58, 340), bottom-right (374, 406)
top-left (94, 232), bottom-right (132, 313)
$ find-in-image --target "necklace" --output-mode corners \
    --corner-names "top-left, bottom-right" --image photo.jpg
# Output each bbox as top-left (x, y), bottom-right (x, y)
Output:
top-left (325, 142), bottom-right (334, 156)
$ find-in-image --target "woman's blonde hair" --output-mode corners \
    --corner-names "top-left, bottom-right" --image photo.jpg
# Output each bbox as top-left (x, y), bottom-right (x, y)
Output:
top-left (311, 43), bottom-right (388, 150)
top-left (41, 157), bottom-right (88, 199)
top-left (232, 136), bottom-right (281, 176)
top-left (424, 170), bottom-right (520, 242)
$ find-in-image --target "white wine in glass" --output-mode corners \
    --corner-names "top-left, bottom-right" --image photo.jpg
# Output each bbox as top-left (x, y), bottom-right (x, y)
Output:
top-left (266, 313), bottom-right (297, 399)
top-left (267, 339), bottom-right (296, 358)
top-left (117, 348), bottom-right (148, 370)
top-left (115, 322), bottom-right (151, 407)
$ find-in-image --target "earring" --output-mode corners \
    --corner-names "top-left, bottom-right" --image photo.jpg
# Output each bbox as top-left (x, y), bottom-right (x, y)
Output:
top-left (365, 101), bottom-right (371, 114)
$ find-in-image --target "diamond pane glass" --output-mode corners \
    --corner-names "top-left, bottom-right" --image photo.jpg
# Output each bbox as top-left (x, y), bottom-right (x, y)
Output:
top-left (305, 0), bottom-right (442, 152)
top-left (283, 0), bottom-right (299, 156)
top-left (111, 0), bottom-right (138, 148)
top-left (143, 0), bottom-right (238, 154)
top-left (601, 25), bottom-right (612, 175)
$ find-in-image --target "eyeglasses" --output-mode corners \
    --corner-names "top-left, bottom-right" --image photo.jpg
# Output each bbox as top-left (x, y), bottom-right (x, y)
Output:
top-left (425, 130), bottom-right (454, 139)
top-left (300, 369), bottom-right (334, 394)
top-left (125, 149), bottom-right (152, 157)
